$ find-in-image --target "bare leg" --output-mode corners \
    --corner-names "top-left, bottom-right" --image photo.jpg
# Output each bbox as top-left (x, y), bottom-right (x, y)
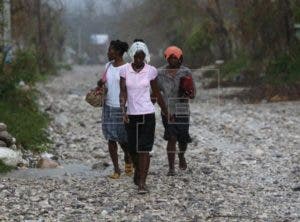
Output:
top-left (119, 142), bottom-right (132, 164)
top-left (167, 136), bottom-right (177, 176)
top-left (130, 151), bottom-right (139, 185)
top-left (108, 140), bottom-right (120, 174)
top-left (178, 142), bottom-right (188, 170)
top-left (138, 152), bottom-right (150, 193)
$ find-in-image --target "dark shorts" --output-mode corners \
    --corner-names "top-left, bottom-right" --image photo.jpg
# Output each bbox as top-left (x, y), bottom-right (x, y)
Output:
top-left (161, 113), bottom-right (192, 144)
top-left (125, 113), bottom-right (156, 153)
top-left (102, 104), bottom-right (127, 143)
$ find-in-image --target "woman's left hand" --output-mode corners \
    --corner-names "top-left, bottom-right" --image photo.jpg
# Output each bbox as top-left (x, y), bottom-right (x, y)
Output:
top-left (123, 114), bottom-right (129, 123)
top-left (95, 86), bottom-right (105, 95)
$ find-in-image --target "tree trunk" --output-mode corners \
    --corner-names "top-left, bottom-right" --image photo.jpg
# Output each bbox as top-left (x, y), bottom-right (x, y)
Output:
top-left (206, 0), bottom-right (232, 60)
top-left (278, 0), bottom-right (296, 50)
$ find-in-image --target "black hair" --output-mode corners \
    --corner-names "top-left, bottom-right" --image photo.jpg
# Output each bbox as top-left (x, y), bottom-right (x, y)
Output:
top-left (133, 39), bottom-right (145, 43)
top-left (110, 40), bottom-right (129, 56)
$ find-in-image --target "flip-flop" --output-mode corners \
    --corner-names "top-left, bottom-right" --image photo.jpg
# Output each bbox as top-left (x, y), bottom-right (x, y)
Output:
top-left (109, 172), bottom-right (120, 179)
top-left (125, 163), bottom-right (134, 176)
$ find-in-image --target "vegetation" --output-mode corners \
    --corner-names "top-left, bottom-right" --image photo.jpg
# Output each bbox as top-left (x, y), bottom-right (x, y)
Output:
top-left (0, 89), bottom-right (50, 152)
top-left (0, 0), bottom-right (299, 162)
top-left (113, 0), bottom-right (299, 98)
top-left (0, 160), bottom-right (15, 173)
top-left (0, 0), bottom-right (64, 157)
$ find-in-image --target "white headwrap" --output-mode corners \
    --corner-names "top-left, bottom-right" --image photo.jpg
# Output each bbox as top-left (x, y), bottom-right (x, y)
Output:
top-left (128, 41), bottom-right (151, 63)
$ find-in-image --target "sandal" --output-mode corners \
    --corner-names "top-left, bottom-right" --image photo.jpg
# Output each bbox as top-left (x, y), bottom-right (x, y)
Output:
top-left (125, 163), bottom-right (134, 176)
top-left (109, 172), bottom-right (120, 179)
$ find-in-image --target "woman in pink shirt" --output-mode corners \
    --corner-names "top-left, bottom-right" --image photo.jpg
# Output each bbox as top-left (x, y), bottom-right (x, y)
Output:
top-left (120, 40), bottom-right (169, 194)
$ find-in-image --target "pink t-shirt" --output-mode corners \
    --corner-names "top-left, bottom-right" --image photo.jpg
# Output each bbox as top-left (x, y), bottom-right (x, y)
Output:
top-left (120, 63), bottom-right (158, 115)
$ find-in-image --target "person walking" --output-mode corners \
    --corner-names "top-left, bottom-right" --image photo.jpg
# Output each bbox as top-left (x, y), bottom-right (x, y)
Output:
top-left (119, 40), bottom-right (169, 194)
top-left (157, 46), bottom-right (196, 176)
top-left (98, 40), bottom-right (133, 179)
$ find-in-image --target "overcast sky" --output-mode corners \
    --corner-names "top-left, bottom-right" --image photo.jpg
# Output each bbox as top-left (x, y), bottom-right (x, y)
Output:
top-left (62, 0), bottom-right (138, 14)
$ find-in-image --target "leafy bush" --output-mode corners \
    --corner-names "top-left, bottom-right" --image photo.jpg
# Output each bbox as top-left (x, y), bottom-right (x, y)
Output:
top-left (0, 49), bottom-right (50, 152)
top-left (0, 49), bottom-right (39, 95)
top-left (266, 46), bottom-right (300, 85)
top-left (184, 23), bottom-right (215, 66)
top-left (0, 90), bottom-right (50, 152)
top-left (221, 52), bottom-right (250, 80)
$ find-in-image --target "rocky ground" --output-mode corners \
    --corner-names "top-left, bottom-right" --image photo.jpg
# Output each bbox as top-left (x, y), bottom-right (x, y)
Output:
top-left (0, 65), bottom-right (299, 221)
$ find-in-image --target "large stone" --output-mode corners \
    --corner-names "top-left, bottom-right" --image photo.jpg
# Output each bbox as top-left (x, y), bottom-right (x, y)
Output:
top-left (0, 123), bottom-right (7, 132)
top-left (0, 131), bottom-right (13, 147)
top-left (0, 140), bottom-right (7, 147)
top-left (36, 158), bottom-right (59, 169)
top-left (0, 147), bottom-right (23, 166)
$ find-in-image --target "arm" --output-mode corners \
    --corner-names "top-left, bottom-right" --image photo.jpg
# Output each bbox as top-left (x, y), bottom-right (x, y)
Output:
top-left (151, 71), bottom-right (163, 104)
top-left (189, 74), bottom-right (196, 99)
top-left (150, 78), bottom-right (168, 116)
top-left (119, 77), bottom-right (129, 122)
top-left (186, 69), bottom-right (196, 99)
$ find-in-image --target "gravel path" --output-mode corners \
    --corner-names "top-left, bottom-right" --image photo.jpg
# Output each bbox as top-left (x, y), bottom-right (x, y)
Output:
top-left (1, 65), bottom-right (299, 221)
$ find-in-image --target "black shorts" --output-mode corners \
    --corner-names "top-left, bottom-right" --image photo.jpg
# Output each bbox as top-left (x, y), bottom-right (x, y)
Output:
top-left (125, 113), bottom-right (156, 153)
top-left (162, 114), bottom-right (192, 144)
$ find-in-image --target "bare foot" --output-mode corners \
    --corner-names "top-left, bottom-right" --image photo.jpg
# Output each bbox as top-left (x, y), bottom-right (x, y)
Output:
top-left (167, 169), bottom-right (176, 176)
top-left (179, 157), bottom-right (187, 170)
top-left (138, 185), bottom-right (148, 194)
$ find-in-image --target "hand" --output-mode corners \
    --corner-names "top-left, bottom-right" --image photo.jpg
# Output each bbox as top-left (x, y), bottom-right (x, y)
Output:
top-left (95, 86), bottom-right (104, 95)
top-left (162, 111), bottom-right (174, 122)
top-left (123, 114), bottom-right (129, 123)
top-left (183, 90), bottom-right (195, 99)
top-left (168, 113), bottom-right (175, 122)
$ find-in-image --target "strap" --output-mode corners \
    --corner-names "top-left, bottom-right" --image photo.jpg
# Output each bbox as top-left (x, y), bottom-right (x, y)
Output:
top-left (100, 62), bottom-right (112, 83)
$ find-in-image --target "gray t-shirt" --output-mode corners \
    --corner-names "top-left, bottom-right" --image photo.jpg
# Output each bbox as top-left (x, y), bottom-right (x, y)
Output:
top-left (157, 65), bottom-right (195, 116)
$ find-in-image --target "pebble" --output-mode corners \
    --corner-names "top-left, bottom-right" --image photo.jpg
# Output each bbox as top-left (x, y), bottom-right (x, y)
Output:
top-left (0, 66), bottom-right (299, 221)
top-left (292, 185), bottom-right (300, 192)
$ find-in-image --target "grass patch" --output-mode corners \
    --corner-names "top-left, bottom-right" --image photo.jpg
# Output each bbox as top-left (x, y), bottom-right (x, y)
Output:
top-left (0, 48), bottom-right (51, 153)
top-left (0, 160), bottom-right (15, 173)
top-left (0, 90), bottom-right (50, 152)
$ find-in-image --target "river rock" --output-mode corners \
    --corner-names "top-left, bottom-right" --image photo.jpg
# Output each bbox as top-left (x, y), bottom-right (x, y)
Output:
top-left (0, 131), bottom-right (13, 147)
top-left (41, 152), bottom-right (54, 160)
top-left (36, 158), bottom-right (59, 169)
top-left (0, 140), bottom-right (7, 147)
top-left (0, 147), bottom-right (23, 166)
top-left (54, 113), bottom-right (70, 128)
top-left (0, 123), bottom-right (7, 132)
top-left (292, 185), bottom-right (300, 192)
top-left (93, 151), bottom-right (107, 159)
top-left (0, 65), bottom-right (298, 221)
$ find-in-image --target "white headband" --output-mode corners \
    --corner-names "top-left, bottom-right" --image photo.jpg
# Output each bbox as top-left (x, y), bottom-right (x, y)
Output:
top-left (128, 41), bottom-right (151, 63)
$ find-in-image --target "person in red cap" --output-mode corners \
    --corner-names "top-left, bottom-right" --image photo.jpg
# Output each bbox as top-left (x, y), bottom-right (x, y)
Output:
top-left (157, 46), bottom-right (196, 176)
